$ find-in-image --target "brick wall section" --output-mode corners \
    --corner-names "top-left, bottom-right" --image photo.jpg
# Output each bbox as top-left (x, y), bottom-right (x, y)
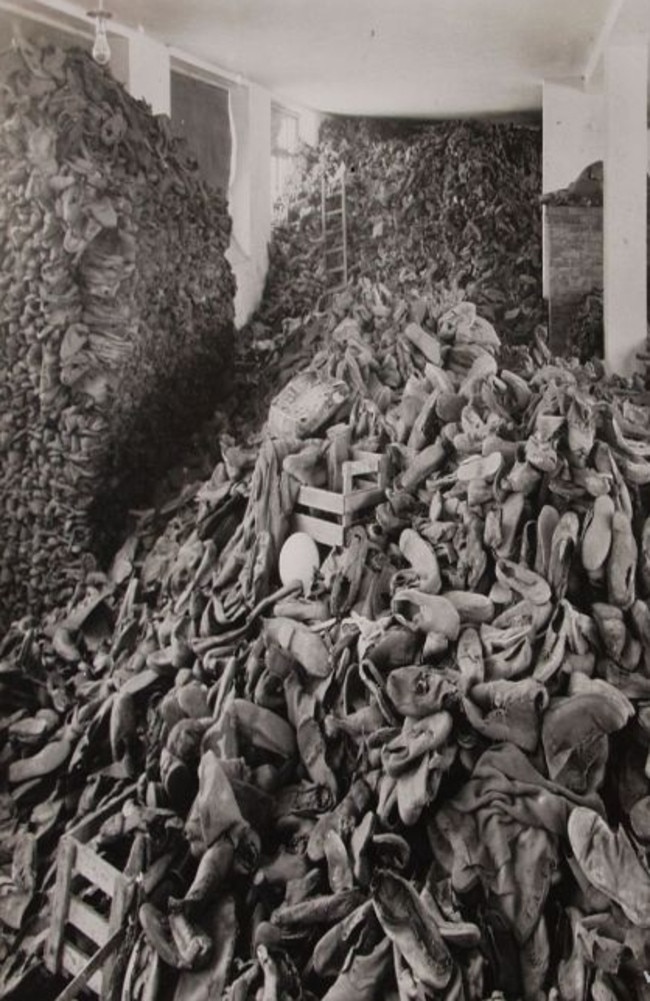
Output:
top-left (547, 205), bottom-right (602, 352)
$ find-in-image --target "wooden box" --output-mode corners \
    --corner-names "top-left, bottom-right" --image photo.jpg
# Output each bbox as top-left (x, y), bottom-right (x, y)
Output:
top-left (45, 788), bottom-right (173, 1000)
top-left (292, 450), bottom-right (388, 547)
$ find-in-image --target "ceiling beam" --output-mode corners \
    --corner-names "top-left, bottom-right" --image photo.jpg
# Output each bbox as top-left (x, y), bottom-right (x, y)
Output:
top-left (582, 0), bottom-right (627, 83)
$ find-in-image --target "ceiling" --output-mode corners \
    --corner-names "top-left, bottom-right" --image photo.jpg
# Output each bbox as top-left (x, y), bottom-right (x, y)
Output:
top-left (10, 0), bottom-right (650, 117)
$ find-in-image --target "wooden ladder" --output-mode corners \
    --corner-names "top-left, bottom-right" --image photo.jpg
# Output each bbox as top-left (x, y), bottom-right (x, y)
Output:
top-left (321, 164), bottom-right (349, 288)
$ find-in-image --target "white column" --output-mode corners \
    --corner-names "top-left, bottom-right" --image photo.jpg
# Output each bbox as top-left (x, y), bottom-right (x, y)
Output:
top-left (604, 41), bottom-right (647, 375)
top-left (542, 80), bottom-right (605, 298)
top-left (123, 33), bottom-right (171, 116)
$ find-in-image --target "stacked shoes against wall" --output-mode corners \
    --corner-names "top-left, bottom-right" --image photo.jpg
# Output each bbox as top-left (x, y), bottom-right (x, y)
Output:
top-left (0, 40), bottom-right (235, 633)
top-left (3, 281), bottom-right (650, 1000)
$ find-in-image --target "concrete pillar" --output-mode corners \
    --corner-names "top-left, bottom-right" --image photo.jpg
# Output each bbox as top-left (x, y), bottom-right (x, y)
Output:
top-left (542, 81), bottom-right (605, 299)
top-left (110, 32), bottom-right (171, 116)
top-left (128, 33), bottom-right (171, 116)
top-left (603, 41), bottom-right (648, 375)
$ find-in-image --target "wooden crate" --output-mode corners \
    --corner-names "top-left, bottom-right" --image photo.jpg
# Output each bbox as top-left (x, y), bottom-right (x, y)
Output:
top-left (293, 450), bottom-right (388, 547)
top-left (45, 788), bottom-right (173, 1001)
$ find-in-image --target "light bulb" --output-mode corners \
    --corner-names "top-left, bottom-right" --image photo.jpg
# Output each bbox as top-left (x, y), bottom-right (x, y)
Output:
top-left (92, 16), bottom-right (111, 65)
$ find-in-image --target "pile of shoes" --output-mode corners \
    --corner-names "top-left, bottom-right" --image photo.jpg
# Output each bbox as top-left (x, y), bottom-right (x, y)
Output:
top-left (247, 116), bottom-right (543, 359)
top-left (4, 280), bottom-right (650, 1001)
top-left (0, 40), bottom-right (235, 631)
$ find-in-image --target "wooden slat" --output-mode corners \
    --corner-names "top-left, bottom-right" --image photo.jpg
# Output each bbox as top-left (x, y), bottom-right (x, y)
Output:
top-left (352, 450), bottom-right (383, 465)
top-left (61, 942), bottom-right (103, 995)
top-left (74, 843), bottom-right (119, 898)
top-left (293, 513), bottom-right (344, 547)
top-left (296, 484), bottom-right (344, 514)
top-left (104, 868), bottom-right (132, 994)
top-left (67, 896), bottom-right (109, 947)
top-left (45, 836), bottom-right (77, 974)
top-left (54, 930), bottom-right (123, 1001)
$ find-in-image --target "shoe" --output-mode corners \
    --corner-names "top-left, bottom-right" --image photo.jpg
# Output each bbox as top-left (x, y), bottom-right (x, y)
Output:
top-left (533, 601), bottom-right (570, 685)
top-left (396, 753), bottom-right (433, 825)
top-left (422, 630), bottom-right (450, 658)
top-left (520, 915), bottom-right (550, 1001)
top-left (485, 635), bottom-right (532, 681)
top-left (160, 747), bottom-right (197, 815)
top-left (391, 590), bottom-right (461, 640)
top-left (326, 422), bottom-right (352, 491)
top-left (436, 391), bottom-right (466, 424)
top-left (592, 603), bottom-right (626, 661)
top-left (438, 301), bottom-right (476, 340)
top-left (456, 627), bottom-right (485, 691)
top-left (381, 711), bottom-right (454, 777)
top-left (324, 829), bottom-right (354, 893)
top-left (139, 902), bottom-right (184, 968)
top-left (501, 369), bottom-right (533, 410)
top-left (456, 451), bottom-right (503, 484)
top-left (399, 528), bottom-right (441, 594)
top-left (495, 492), bottom-right (525, 559)
top-left (504, 460), bottom-right (542, 496)
top-left (495, 558), bottom-right (551, 606)
top-left (313, 901), bottom-right (374, 978)
top-left (541, 675), bottom-right (633, 793)
top-left (535, 505), bottom-right (560, 579)
top-left (525, 433), bottom-right (558, 473)
top-left (283, 442), bottom-right (328, 486)
top-left (481, 616), bottom-right (535, 651)
top-left (631, 600), bottom-right (650, 675)
top-left (620, 634), bottom-right (643, 672)
top-left (229, 699), bottom-right (296, 757)
top-left (169, 910), bottom-right (212, 969)
top-left (493, 598), bottom-right (552, 635)
top-left (463, 678), bottom-right (548, 752)
top-left (465, 516), bottom-right (488, 589)
top-left (607, 511), bottom-right (638, 609)
top-left (548, 512), bottom-right (580, 601)
top-left (458, 352), bottom-right (498, 399)
top-left (567, 394), bottom-right (596, 467)
top-left (455, 312), bottom-right (499, 349)
top-left (331, 527), bottom-right (370, 615)
top-left (403, 321), bottom-right (443, 365)
top-left (395, 377), bottom-right (430, 443)
top-left (265, 616), bottom-right (330, 678)
top-left (562, 652), bottom-right (596, 677)
top-left (368, 627), bottom-right (420, 670)
top-left (386, 667), bottom-right (457, 718)
top-left (467, 478), bottom-right (493, 507)
top-left (407, 390), bottom-right (439, 452)
top-left (630, 797), bottom-right (650, 843)
top-left (568, 807), bottom-right (650, 926)
top-left (372, 869), bottom-right (453, 991)
top-left (400, 441), bottom-right (447, 493)
top-left (272, 889), bottom-right (366, 930)
top-left (444, 592), bottom-right (494, 625)
top-left (581, 495), bottom-right (615, 578)
top-left (601, 658), bottom-right (650, 698)
top-left (641, 516), bottom-right (650, 598)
